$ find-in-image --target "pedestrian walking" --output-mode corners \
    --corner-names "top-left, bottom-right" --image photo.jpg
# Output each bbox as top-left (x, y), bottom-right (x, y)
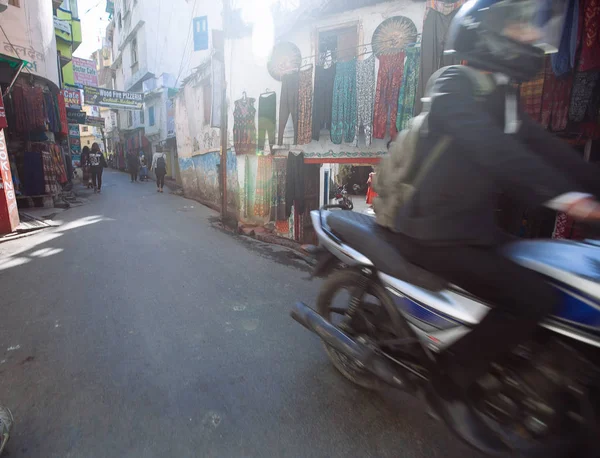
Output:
top-left (89, 143), bottom-right (107, 193)
top-left (152, 151), bottom-right (167, 193)
top-left (81, 146), bottom-right (93, 189)
top-left (127, 151), bottom-right (139, 182)
top-left (139, 152), bottom-right (148, 181)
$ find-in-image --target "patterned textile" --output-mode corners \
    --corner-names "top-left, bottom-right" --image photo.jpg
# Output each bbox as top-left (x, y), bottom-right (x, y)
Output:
top-left (312, 64), bottom-right (336, 140)
top-left (297, 67), bottom-right (314, 145)
top-left (373, 52), bottom-right (405, 139)
top-left (42, 151), bottom-right (59, 195)
top-left (51, 144), bottom-right (68, 184)
top-left (551, 0), bottom-right (579, 77)
top-left (233, 97), bottom-right (257, 155)
top-left (552, 212), bottom-right (575, 239)
top-left (578, 0), bottom-right (600, 71)
top-left (354, 55), bottom-right (376, 147)
top-left (540, 57), bottom-right (573, 131)
top-left (57, 94), bottom-right (68, 135)
top-left (519, 67), bottom-right (545, 122)
top-left (253, 155), bottom-right (273, 217)
top-left (569, 71), bottom-right (600, 122)
top-left (331, 60), bottom-right (357, 144)
top-left (270, 156), bottom-right (287, 221)
top-left (397, 47), bottom-right (421, 132)
top-left (275, 220), bottom-right (290, 235)
top-left (425, 0), bottom-right (467, 18)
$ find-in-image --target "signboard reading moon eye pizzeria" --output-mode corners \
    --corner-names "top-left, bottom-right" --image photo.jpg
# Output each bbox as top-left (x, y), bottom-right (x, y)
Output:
top-left (83, 86), bottom-right (143, 110)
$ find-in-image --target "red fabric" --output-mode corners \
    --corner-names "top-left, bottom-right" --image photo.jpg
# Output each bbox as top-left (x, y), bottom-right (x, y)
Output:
top-left (366, 186), bottom-right (378, 205)
top-left (578, 0), bottom-right (600, 71)
top-left (540, 58), bottom-right (573, 131)
top-left (57, 94), bottom-right (68, 135)
top-left (373, 52), bottom-right (405, 139)
top-left (519, 68), bottom-right (545, 122)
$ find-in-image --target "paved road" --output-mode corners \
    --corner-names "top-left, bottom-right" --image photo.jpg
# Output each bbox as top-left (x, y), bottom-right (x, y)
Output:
top-left (0, 170), bottom-right (482, 458)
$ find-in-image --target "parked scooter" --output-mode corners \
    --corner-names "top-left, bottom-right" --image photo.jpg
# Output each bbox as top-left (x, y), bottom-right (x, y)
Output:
top-left (335, 185), bottom-right (353, 210)
top-left (291, 206), bottom-right (599, 457)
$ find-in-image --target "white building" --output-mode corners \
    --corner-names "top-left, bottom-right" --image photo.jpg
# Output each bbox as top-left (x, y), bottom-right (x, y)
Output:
top-left (106, 0), bottom-right (220, 179)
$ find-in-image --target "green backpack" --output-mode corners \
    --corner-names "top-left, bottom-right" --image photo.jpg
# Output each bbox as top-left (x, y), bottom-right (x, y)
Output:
top-left (373, 65), bottom-right (496, 230)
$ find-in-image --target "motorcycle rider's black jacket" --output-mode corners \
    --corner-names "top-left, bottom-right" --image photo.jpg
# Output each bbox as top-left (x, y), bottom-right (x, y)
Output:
top-left (394, 66), bottom-right (600, 246)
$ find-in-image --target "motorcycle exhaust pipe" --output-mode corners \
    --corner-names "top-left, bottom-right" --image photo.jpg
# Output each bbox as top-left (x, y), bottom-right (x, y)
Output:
top-left (291, 302), bottom-right (416, 392)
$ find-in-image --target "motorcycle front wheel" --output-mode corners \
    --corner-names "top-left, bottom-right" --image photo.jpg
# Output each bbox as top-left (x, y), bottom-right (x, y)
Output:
top-left (316, 269), bottom-right (395, 390)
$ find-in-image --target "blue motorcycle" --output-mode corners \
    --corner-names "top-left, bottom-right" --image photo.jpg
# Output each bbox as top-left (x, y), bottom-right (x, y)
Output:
top-left (292, 208), bottom-right (599, 456)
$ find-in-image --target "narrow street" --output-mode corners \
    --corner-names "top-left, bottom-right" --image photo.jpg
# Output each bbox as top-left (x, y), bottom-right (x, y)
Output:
top-left (0, 170), bottom-right (480, 458)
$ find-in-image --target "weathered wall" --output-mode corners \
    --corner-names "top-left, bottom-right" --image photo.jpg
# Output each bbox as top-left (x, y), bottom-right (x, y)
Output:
top-left (178, 150), bottom-right (238, 212)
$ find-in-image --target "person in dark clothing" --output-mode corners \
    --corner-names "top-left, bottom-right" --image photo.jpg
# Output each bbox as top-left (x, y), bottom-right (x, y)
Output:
top-left (127, 151), bottom-right (139, 182)
top-left (89, 143), bottom-right (107, 193)
top-left (384, 0), bottom-right (600, 419)
top-left (152, 151), bottom-right (167, 193)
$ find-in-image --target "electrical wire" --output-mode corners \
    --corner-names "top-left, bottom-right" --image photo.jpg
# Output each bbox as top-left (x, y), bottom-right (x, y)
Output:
top-left (174, 0), bottom-right (199, 87)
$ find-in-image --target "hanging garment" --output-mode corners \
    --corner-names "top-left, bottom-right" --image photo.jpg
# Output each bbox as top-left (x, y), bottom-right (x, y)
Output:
top-left (278, 72), bottom-right (300, 145)
top-left (365, 172), bottom-right (378, 205)
top-left (233, 96), bottom-right (257, 155)
top-left (540, 57), bottom-right (573, 132)
top-left (257, 92), bottom-right (276, 151)
top-left (297, 67), bottom-right (314, 145)
top-left (42, 151), bottom-right (59, 195)
top-left (396, 47), bottom-right (421, 132)
top-left (354, 55), bottom-right (376, 147)
top-left (23, 151), bottom-right (44, 196)
top-left (271, 156), bottom-right (287, 221)
top-left (331, 60), bottom-right (357, 145)
top-left (51, 144), bottom-right (68, 184)
top-left (373, 52), bottom-right (405, 139)
top-left (414, 6), bottom-right (462, 114)
top-left (57, 93), bottom-right (68, 135)
top-left (578, 0), bottom-right (600, 72)
top-left (312, 64), bottom-right (336, 140)
top-left (519, 66), bottom-right (546, 123)
top-left (254, 155), bottom-right (273, 217)
top-left (285, 152), bottom-right (305, 217)
top-left (551, 0), bottom-right (579, 77)
top-left (569, 71), bottom-right (600, 122)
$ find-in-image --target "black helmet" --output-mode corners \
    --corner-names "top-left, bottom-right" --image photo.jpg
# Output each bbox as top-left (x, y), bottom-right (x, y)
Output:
top-left (446, 0), bottom-right (564, 82)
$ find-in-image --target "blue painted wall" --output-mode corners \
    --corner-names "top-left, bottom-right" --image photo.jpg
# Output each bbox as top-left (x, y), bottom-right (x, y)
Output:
top-left (178, 150), bottom-right (238, 212)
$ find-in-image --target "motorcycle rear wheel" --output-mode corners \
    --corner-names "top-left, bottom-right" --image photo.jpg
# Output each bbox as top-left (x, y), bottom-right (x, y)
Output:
top-left (316, 269), bottom-right (394, 390)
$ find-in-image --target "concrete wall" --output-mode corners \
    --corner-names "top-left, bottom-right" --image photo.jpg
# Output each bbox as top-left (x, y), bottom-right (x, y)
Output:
top-left (225, 0), bottom-right (426, 158)
top-left (1, 0), bottom-right (60, 87)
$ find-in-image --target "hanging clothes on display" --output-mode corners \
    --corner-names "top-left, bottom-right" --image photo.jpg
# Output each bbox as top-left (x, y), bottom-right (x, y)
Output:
top-left (519, 66), bottom-right (545, 123)
top-left (285, 152), bottom-right (305, 217)
top-left (23, 151), bottom-right (44, 196)
top-left (233, 94), bottom-right (257, 155)
top-left (569, 71), bottom-right (600, 122)
top-left (331, 60), bottom-right (357, 145)
top-left (257, 91), bottom-right (276, 152)
top-left (57, 93), bottom-right (68, 135)
top-left (42, 150), bottom-right (59, 195)
top-left (254, 155), bottom-right (273, 217)
top-left (312, 63), bottom-right (336, 141)
top-left (414, 0), bottom-right (465, 114)
top-left (577, 0), bottom-right (600, 72)
top-left (540, 57), bottom-right (573, 131)
top-left (278, 72), bottom-right (300, 145)
top-left (373, 52), bottom-right (405, 139)
top-left (297, 67), bottom-right (314, 145)
top-left (396, 47), bottom-right (421, 132)
top-left (354, 55), bottom-right (376, 147)
top-left (551, 0), bottom-right (579, 77)
top-left (271, 156), bottom-right (287, 222)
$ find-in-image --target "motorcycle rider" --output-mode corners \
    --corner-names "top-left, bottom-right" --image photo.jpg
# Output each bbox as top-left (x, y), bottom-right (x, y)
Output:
top-left (385, 0), bottom-right (600, 419)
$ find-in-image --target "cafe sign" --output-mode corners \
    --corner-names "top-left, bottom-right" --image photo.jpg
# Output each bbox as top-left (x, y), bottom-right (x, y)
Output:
top-left (61, 89), bottom-right (81, 109)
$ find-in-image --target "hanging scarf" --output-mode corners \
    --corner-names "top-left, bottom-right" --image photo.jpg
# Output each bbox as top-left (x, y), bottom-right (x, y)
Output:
top-left (578, 0), bottom-right (600, 71)
top-left (396, 47), bottom-right (421, 132)
top-left (519, 66), bottom-right (545, 123)
top-left (551, 0), bottom-right (579, 77)
top-left (253, 155), bottom-right (273, 218)
top-left (270, 156), bottom-right (287, 222)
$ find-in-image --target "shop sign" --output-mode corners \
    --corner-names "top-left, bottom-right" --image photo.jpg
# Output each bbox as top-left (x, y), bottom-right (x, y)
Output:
top-left (66, 109), bottom-right (86, 124)
top-left (166, 98), bottom-right (175, 138)
top-left (68, 124), bottom-right (80, 137)
top-left (0, 129), bottom-right (19, 234)
top-left (0, 96), bottom-right (7, 129)
top-left (61, 89), bottom-right (81, 109)
top-left (68, 123), bottom-right (81, 160)
top-left (72, 57), bottom-right (99, 88)
top-left (86, 116), bottom-right (105, 128)
top-left (54, 17), bottom-right (71, 36)
top-left (84, 86), bottom-right (143, 110)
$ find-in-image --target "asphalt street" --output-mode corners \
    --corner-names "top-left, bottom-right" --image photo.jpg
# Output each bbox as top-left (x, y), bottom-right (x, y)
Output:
top-left (0, 170), bottom-right (482, 458)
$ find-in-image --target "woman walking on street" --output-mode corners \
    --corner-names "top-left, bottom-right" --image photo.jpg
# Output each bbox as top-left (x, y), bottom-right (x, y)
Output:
top-left (152, 151), bottom-right (167, 193)
top-left (127, 151), bottom-right (139, 182)
top-left (89, 143), bottom-right (107, 193)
